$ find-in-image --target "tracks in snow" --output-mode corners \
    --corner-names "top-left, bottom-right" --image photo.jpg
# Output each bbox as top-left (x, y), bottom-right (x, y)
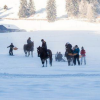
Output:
top-left (0, 73), bottom-right (100, 78)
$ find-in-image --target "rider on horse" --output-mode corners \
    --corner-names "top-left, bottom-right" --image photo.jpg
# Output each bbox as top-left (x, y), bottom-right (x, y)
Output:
top-left (41, 39), bottom-right (48, 57)
top-left (27, 37), bottom-right (32, 44)
top-left (27, 37), bottom-right (32, 50)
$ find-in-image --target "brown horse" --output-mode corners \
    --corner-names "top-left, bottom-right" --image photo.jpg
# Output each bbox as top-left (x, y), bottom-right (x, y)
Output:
top-left (23, 42), bottom-right (34, 57)
top-left (65, 48), bottom-right (74, 66)
top-left (37, 46), bottom-right (52, 67)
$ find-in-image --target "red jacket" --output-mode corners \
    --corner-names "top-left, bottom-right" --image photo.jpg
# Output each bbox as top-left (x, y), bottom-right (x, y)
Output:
top-left (81, 50), bottom-right (86, 56)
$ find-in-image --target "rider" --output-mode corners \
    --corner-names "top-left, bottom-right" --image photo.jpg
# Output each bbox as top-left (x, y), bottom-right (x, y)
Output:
top-left (41, 39), bottom-right (48, 56)
top-left (7, 43), bottom-right (14, 56)
top-left (27, 37), bottom-right (32, 44)
top-left (27, 37), bottom-right (32, 49)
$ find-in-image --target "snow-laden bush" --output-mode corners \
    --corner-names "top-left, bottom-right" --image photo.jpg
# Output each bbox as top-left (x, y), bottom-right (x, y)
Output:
top-left (4, 5), bottom-right (8, 10)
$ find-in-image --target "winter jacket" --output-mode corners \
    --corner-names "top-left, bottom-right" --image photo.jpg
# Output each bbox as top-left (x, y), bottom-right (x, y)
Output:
top-left (8, 44), bottom-right (14, 50)
top-left (73, 48), bottom-right (80, 54)
top-left (81, 49), bottom-right (86, 56)
top-left (27, 39), bottom-right (32, 44)
top-left (42, 41), bottom-right (47, 50)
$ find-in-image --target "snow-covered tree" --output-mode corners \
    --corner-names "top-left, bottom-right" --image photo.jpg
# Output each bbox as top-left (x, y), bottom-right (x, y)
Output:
top-left (79, 0), bottom-right (88, 18)
top-left (46, 0), bottom-right (57, 22)
top-left (66, 0), bottom-right (79, 17)
top-left (18, 0), bottom-right (28, 18)
top-left (87, 3), bottom-right (97, 21)
top-left (28, 0), bottom-right (35, 16)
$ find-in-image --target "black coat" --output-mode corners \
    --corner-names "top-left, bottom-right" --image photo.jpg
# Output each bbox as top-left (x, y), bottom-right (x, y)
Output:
top-left (8, 44), bottom-right (14, 50)
top-left (27, 39), bottom-right (32, 44)
top-left (42, 41), bottom-right (47, 50)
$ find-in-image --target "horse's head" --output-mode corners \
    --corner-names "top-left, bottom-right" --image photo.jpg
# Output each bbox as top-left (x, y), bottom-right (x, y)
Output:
top-left (37, 46), bottom-right (42, 57)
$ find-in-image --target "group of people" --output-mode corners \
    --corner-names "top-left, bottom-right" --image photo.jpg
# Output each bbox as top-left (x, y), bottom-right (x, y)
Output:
top-left (55, 52), bottom-right (66, 62)
top-left (7, 38), bottom-right (86, 66)
top-left (65, 42), bottom-right (86, 65)
top-left (7, 37), bottom-right (47, 56)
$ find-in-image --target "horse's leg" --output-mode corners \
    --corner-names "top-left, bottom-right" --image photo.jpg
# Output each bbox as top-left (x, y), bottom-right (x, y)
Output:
top-left (25, 51), bottom-right (27, 57)
top-left (41, 59), bottom-right (44, 67)
top-left (49, 56), bottom-right (52, 66)
top-left (49, 51), bottom-right (52, 66)
top-left (31, 51), bottom-right (33, 57)
top-left (67, 56), bottom-right (70, 66)
top-left (46, 59), bottom-right (47, 67)
top-left (28, 51), bottom-right (30, 57)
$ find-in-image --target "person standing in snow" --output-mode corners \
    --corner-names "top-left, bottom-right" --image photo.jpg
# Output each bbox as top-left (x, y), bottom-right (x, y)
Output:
top-left (7, 43), bottom-right (14, 56)
top-left (55, 52), bottom-right (59, 61)
top-left (81, 47), bottom-right (86, 65)
top-left (73, 45), bottom-right (80, 65)
top-left (57, 52), bottom-right (63, 62)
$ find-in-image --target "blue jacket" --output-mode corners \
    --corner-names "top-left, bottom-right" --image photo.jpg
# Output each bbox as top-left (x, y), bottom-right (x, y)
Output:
top-left (73, 48), bottom-right (80, 54)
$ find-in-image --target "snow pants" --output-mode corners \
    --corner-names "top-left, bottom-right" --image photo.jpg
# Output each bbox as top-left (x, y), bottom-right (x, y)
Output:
top-left (9, 49), bottom-right (13, 55)
top-left (74, 55), bottom-right (80, 65)
top-left (81, 56), bottom-right (86, 65)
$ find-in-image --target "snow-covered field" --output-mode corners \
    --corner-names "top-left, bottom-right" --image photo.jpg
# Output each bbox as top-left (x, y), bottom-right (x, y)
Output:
top-left (1, 0), bottom-right (100, 99)
top-left (0, 27), bottom-right (100, 100)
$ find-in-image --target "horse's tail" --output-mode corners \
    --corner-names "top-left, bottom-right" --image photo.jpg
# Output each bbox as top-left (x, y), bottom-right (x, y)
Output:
top-left (49, 50), bottom-right (52, 66)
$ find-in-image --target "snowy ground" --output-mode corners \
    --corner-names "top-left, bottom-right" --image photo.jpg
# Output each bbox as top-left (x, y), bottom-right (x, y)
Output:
top-left (0, 29), bottom-right (100, 100)
top-left (1, 19), bottom-right (100, 31)
top-left (1, 0), bottom-right (100, 99)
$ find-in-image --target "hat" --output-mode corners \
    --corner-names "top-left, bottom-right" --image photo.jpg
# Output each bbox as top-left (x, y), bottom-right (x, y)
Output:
top-left (41, 39), bottom-right (44, 41)
top-left (66, 42), bottom-right (69, 45)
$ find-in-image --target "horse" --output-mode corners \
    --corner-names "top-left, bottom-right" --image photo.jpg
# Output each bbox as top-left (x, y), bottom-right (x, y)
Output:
top-left (23, 42), bottom-right (34, 57)
top-left (65, 48), bottom-right (74, 66)
top-left (37, 46), bottom-right (52, 67)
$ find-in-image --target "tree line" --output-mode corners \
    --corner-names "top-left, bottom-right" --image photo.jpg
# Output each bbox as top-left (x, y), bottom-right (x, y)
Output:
top-left (18, 0), bottom-right (100, 22)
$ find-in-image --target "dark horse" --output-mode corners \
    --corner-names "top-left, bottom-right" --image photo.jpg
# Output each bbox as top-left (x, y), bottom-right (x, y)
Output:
top-left (65, 48), bottom-right (74, 66)
top-left (37, 46), bottom-right (52, 67)
top-left (23, 42), bottom-right (34, 57)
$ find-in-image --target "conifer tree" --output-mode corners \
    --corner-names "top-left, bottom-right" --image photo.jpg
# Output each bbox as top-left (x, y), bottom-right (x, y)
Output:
top-left (66, 0), bottom-right (79, 17)
top-left (18, 0), bottom-right (28, 18)
top-left (46, 0), bottom-right (57, 22)
top-left (79, 0), bottom-right (88, 18)
top-left (87, 3), bottom-right (97, 21)
top-left (28, 0), bottom-right (35, 16)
